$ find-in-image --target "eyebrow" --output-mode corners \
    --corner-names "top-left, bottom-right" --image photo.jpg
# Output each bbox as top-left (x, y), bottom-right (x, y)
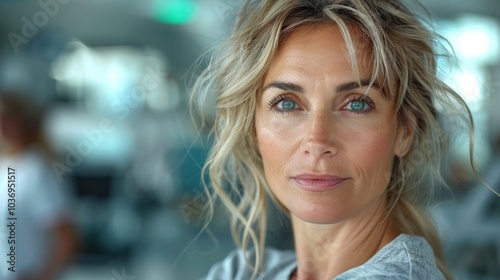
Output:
top-left (336, 79), bottom-right (380, 92)
top-left (262, 79), bottom-right (380, 94)
top-left (262, 81), bottom-right (304, 93)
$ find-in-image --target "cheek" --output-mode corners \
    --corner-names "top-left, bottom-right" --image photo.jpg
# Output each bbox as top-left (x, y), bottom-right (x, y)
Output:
top-left (255, 115), bottom-right (302, 183)
top-left (256, 120), bottom-right (289, 167)
top-left (347, 124), bottom-right (397, 186)
top-left (256, 109), bottom-right (301, 151)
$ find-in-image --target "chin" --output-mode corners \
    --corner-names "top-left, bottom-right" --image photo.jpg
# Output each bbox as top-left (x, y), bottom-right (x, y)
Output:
top-left (287, 198), bottom-right (352, 225)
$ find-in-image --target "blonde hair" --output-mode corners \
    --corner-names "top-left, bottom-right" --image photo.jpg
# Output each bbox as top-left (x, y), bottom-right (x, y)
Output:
top-left (192, 0), bottom-right (475, 278)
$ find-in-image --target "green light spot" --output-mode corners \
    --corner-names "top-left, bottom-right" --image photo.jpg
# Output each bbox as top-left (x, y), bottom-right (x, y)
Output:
top-left (153, 0), bottom-right (196, 25)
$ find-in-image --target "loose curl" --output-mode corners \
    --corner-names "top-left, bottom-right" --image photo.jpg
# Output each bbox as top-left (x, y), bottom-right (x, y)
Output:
top-left (191, 1), bottom-right (477, 279)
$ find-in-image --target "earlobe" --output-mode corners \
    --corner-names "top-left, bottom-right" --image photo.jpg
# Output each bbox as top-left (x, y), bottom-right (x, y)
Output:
top-left (395, 114), bottom-right (416, 157)
top-left (395, 134), bottom-right (413, 157)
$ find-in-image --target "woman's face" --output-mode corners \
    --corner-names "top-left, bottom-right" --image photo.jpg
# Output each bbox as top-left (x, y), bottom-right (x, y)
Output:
top-left (255, 24), bottom-right (411, 224)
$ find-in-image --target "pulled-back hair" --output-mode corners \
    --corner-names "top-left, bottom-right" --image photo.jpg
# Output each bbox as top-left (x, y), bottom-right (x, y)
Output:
top-left (192, 1), bottom-right (475, 278)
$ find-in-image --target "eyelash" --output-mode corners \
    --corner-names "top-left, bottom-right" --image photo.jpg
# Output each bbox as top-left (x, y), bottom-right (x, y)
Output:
top-left (267, 94), bottom-right (299, 114)
top-left (344, 95), bottom-right (375, 115)
top-left (267, 94), bottom-right (376, 114)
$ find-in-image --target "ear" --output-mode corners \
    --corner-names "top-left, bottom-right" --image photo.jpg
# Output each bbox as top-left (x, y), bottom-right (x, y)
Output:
top-left (395, 112), bottom-right (416, 157)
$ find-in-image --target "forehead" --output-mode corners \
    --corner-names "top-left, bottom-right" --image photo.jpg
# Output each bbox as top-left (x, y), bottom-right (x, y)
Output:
top-left (265, 24), bottom-right (372, 84)
top-left (280, 24), bottom-right (354, 56)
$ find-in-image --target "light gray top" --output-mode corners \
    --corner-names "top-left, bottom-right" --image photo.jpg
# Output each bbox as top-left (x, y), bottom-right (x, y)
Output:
top-left (201, 234), bottom-right (445, 279)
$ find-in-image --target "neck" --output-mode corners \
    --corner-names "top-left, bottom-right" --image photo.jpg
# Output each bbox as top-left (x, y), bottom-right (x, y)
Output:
top-left (291, 198), bottom-right (400, 280)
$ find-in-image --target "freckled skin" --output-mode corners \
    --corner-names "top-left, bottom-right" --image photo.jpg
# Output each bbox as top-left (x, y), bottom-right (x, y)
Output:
top-left (255, 24), bottom-right (409, 224)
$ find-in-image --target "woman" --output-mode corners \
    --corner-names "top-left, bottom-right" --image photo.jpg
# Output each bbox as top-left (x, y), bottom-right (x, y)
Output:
top-left (0, 92), bottom-right (78, 280)
top-left (193, 0), bottom-right (474, 279)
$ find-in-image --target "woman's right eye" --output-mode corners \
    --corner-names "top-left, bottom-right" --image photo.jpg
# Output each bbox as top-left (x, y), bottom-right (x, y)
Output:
top-left (268, 94), bottom-right (301, 113)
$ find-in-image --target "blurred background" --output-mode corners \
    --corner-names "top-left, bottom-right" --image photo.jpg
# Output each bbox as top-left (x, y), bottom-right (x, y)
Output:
top-left (0, 0), bottom-right (498, 279)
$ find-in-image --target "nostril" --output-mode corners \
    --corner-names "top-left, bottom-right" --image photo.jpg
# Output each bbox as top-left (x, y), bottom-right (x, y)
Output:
top-left (301, 138), bottom-right (336, 157)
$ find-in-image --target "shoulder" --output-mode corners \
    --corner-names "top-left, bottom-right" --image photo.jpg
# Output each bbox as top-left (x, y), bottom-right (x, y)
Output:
top-left (336, 234), bottom-right (445, 280)
top-left (201, 248), bottom-right (296, 280)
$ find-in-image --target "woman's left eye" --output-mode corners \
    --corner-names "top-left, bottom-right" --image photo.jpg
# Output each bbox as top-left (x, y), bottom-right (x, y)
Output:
top-left (344, 97), bottom-right (374, 113)
top-left (349, 100), bottom-right (367, 111)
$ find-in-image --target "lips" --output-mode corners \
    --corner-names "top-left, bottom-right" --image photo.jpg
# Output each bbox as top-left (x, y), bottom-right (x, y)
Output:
top-left (291, 174), bottom-right (348, 191)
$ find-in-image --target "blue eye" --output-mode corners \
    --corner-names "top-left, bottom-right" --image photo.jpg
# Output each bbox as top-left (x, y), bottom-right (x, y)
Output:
top-left (349, 100), bottom-right (367, 111)
top-left (278, 100), bottom-right (298, 110)
top-left (344, 97), bottom-right (374, 114)
top-left (267, 94), bottom-right (301, 113)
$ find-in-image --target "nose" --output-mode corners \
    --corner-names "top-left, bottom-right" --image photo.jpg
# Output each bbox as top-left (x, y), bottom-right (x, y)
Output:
top-left (301, 110), bottom-right (338, 157)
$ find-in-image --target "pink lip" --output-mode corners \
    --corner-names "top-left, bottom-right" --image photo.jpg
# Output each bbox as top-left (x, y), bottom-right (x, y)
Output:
top-left (292, 174), bottom-right (348, 192)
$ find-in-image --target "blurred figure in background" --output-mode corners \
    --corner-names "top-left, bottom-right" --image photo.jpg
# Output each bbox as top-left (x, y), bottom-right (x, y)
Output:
top-left (0, 91), bottom-right (78, 280)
